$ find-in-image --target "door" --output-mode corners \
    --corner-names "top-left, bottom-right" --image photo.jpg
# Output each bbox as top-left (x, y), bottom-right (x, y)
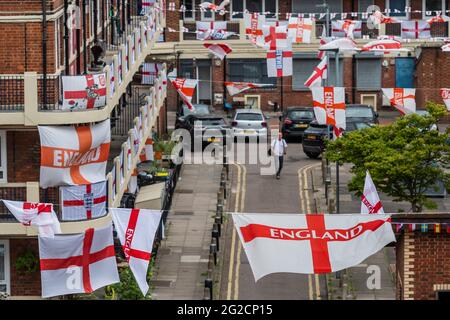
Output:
top-left (0, 240), bottom-right (10, 295)
top-left (395, 58), bottom-right (415, 88)
top-left (197, 64), bottom-right (212, 105)
top-left (361, 94), bottom-right (377, 111)
top-left (244, 95), bottom-right (261, 109)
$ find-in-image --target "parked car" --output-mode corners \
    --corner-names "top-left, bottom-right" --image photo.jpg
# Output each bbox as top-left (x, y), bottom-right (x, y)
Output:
top-left (280, 106), bottom-right (315, 140)
top-left (345, 104), bottom-right (379, 125)
top-left (179, 115), bottom-right (230, 150)
top-left (175, 104), bottom-right (211, 129)
top-left (302, 121), bottom-right (333, 159)
top-left (231, 109), bottom-right (268, 142)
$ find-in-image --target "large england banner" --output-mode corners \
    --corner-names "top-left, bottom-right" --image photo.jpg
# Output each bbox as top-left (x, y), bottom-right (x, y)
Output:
top-left (232, 213), bottom-right (395, 281)
top-left (310, 87), bottom-right (346, 130)
top-left (62, 74), bottom-right (107, 110)
top-left (38, 119), bottom-right (111, 188)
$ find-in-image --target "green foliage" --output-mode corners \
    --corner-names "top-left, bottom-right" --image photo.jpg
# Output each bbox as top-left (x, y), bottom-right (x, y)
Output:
top-left (15, 249), bottom-right (39, 274)
top-left (325, 102), bottom-right (450, 212)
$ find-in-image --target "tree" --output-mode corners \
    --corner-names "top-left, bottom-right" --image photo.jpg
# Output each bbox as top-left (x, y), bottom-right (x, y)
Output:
top-left (326, 102), bottom-right (450, 212)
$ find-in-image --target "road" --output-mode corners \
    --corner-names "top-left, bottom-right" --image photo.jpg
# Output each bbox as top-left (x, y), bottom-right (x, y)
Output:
top-left (218, 138), bottom-right (328, 300)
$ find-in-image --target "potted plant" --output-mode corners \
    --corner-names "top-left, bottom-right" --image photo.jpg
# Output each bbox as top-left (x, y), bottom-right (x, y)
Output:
top-left (153, 140), bottom-right (164, 160)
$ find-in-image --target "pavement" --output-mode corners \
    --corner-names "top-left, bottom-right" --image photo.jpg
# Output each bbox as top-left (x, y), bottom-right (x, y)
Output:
top-left (150, 163), bottom-right (222, 300)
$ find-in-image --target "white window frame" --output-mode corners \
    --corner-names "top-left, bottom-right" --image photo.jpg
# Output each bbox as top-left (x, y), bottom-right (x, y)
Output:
top-left (422, 0), bottom-right (446, 19)
top-left (386, 0), bottom-right (411, 20)
top-left (183, 0), bottom-right (195, 21)
top-left (230, 0), bottom-right (279, 21)
top-left (201, 6), bottom-right (215, 21)
top-left (0, 131), bottom-right (7, 183)
top-left (0, 240), bottom-right (10, 295)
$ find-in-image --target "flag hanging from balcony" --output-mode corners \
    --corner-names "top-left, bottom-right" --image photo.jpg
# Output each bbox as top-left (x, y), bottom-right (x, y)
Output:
top-left (440, 88), bottom-right (450, 111)
top-left (39, 224), bottom-right (119, 298)
top-left (442, 43), bottom-right (450, 51)
top-left (361, 171), bottom-right (385, 215)
top-left (196, 21), bottom-right (228, 40)
top-left (139, 138), bottom-right (154, 162)
top-left (168, 77), bottom-right (198, 110)
top-left (310, 87), bottom-right (346, 131)
top-left (244, 12), bottom-right (266, 44)
top-left (369, 10), bottom-right (398, 28)
top-left (319, 37), bottom-right (358, 53)
top-left (2, 200), bottom-right (61, 238)
top-left (62, 74), bottom-right (107, 111)
top-left (203, 43), bottom-right (232, 60)
top-left (401, 20), bottom-right (431, 39)
top-left (232, 213), bottom-right (395, 280)
top-left (427, 14), bottom-right (450, 24)
top-left (110, 208), bottom-right (162, 296)
top-left (360, 39), bottom-right (408, 53)
top-left (224, 82), bottom-right (273, 96)
top-left (258, 25), bottom-right (289, 50)
top-left (141, 63), bottom-right (162, 85)
top-left (287, 17), bottom-right (313, 44)
top-left (304, 57), bottom-right (328, 88)
top-left (141, 0), bottom-right (156, 15)
top-left (199, 0), bottom-right (229, 14)
top-left (382, 88), bottom-right (416, 115)
top-left (60, 181), bottom-right (107, 221)
top-left (38, 119), bottom-right (111, 188)
top-left (267, 45), bottom-right (293, 77)
top-left (331, 20), bottom-right (362, 39)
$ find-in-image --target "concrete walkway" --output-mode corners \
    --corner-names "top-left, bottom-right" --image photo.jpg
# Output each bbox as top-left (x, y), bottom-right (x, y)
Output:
top-left (151, 164), bottom-right (222, 300)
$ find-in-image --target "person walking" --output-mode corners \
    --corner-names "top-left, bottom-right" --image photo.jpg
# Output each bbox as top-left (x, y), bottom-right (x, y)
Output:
top-left (271, 132), bottom-right (287, 179)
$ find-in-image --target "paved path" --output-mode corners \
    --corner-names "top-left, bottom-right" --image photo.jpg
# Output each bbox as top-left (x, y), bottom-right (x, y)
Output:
top-left (151, 163), bottom-right (222, 300)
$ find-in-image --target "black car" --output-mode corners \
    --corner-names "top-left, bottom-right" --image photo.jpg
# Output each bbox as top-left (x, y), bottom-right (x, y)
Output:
top-left (346, 104), bottom-right (379, 125)
top-left (175, 104), bottom-right (211, 129)
top-left (302, 121), bottom-right (333, 159)
top-left (280, 107), bottom-right (315, 140)
top-left (178, 115), bottom-right (230, 150)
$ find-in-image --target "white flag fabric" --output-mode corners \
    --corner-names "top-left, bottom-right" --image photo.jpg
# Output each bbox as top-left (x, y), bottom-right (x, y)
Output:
top-left (267, 45), bottom-right (293, 77)
top-left (139, 138), bottom-right (154, 162)
top-left (401, 20), bottom-right (431, 39)
top-left (141, 63), bottom-right (162, 85)
top-left (224, 82), bottom-right (273, 96)
top-left (319, 37), bottom-right (358, 53)
top-left (258, 25), bottom-right (289, 50)
top-left (360, 39), bottom-right (408, 53)
top-left (304, 57), bottom-right (328, 88)
top-left (361, 171), bottom-right (385, 215)
top-left (62, 74), bottom-right (107, 110)
top-left (440, 88), bottom-right (450, 111)
top-left (196, 21), bottom-right (228, 40)
top-left (2, 200), bottom-right (61, 238)
top-left (39, 224), bottom-right (119, 298)
top-left (203, 43), bottom-right (232, 60)
top-left (310, 87), bottom-right (346, 130)
top-left (331, 20), bottom-right (362, 39)
top-left (382, 88), bottom-right (416, 115)
top-left (232, 213), bottom-right (395, 280)
top-left (60, 181), bottom-right (107, 221)
top-left (110, 208), bottom-right (162, 296)
top-left (169, 78), bottom-right (198, 110)
top-left (441, 43), bottom-right (450, 52)
top-left (244, 12), bottom-right (265, 44)
top-left (38, 119), bottom-right (111, 188)
top-left (287, 17), bottom-right (313, 44)
top-left (141, 0), bottom-right (155, 14)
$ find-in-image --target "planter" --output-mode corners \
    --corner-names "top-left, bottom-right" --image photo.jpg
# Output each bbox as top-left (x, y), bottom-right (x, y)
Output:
top-left (154, 151), bottom-right (162, 160)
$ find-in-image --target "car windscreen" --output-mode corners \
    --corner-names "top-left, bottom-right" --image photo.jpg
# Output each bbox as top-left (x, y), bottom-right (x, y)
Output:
top-left (346, 107), bottom-right (373, 118)
top-left (194, 119), bottom-right (226, 126)
top-left (235, 113), bottom-right (263, 121)
top-left (288, 110), bottom-right (314, 120)
top-left (183, 105), bottom-right (210, 115)
top-left (309, 123), bottom-right (329, 129)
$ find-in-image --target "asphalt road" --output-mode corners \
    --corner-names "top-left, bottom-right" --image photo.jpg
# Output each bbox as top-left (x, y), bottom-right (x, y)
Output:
top-left (218, 138), bottom-right (328, 300)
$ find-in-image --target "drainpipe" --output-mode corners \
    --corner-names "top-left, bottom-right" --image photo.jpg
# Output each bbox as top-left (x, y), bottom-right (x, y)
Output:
top-left (64, 0), bottom-right (69, 74)
top-left (42, 0), bottom-right (47, 110)
top-left (94, 0), bottom-right (98, 42)
top-left (76, 0), bottom-right (81, 73)
top-left (82, 0), bottom-right (87, 73)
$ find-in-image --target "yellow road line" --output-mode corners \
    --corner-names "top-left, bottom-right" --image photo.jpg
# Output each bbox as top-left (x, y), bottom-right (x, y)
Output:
top-left (233, 164), bottom-right (246, 300)
top-left (226, 163), bottom-right (241, 300)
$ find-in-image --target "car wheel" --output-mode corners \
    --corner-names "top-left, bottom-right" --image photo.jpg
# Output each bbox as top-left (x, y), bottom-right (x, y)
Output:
top-left (305, 152), bottom-right (320, 159)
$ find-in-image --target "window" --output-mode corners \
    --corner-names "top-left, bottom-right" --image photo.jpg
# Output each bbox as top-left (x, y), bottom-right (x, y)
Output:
top-left (423, 0), bottom-right (445, 18)
top-left (356, 58), bottom-right (381, 90)
top-left (0, 131), bottom-right (6, 183)
top-left (0, 240), bottom-right (10, 295)
top-left (292, 0), bottom-right (342, 16)
top-left (228, 59), bottom-right (277, 86)
top-left (359, 0), bottom-right (374, 18)
top-left (387, 0), bottom-right (409, 18)
top-left (292, 56), bottom-right (343, 90)
top-left (183, 0), bottom-right (195, 20)
top-left (231, 0), bottom-right (278, 19)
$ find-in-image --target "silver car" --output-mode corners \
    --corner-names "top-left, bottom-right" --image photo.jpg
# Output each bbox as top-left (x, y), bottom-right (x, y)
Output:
top-left (231, 109), bottom-right (268, 142)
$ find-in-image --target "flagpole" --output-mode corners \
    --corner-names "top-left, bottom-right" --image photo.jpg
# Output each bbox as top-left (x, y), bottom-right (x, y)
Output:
top-left (335, 48), bottom-right (340, 215)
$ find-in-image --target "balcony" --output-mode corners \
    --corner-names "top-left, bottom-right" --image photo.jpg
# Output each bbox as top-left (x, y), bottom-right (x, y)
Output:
top-left (0, 2), bottom-right (165, 126)
top-left (0, 65), bottom-right (168, 236)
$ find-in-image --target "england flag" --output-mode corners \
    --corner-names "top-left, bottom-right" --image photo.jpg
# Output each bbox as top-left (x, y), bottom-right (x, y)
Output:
top-left (361, 171), bottom-right (385, 215)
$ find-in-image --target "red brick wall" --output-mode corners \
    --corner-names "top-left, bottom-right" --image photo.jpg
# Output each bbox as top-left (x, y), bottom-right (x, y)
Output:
top-left (9, 239), bottom-right (41, 297)
top-left (165, 0), bottom-right (180, 42)
top-left (7, 131), bottom-right (41, 183)
top-left (396, 232), bottom-right (405, 300)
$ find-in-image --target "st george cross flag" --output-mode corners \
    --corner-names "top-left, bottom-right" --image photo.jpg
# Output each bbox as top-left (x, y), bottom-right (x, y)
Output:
top-left (141, 63), bottom-right (162, 85)
top-left (196, 21), bottom-right (227, 40)
top-left (382, 88), bottom-right (416, 115)
top-left (244, 12), bottom-right (265, 44)
top-left (60, 181), bottom-right (107, 221)
top-left (203, 43), bottom-right (232, 60)
top-left (258, 25), bottom-right (289, 50)
top-left (361, 39), bottom-right (407, 53)
top-left (224, 82), bottom-right (273, 96)
top-left (304, 57), bottom-right (328, 88)
top-left (2, 200), bottom-right (61, 238)
top-left (369, 10), bottom-right (398, 27)
top-left (310, 87), bottom-right (346, 130)
top-left (287, 17), bottom-right (313, 44)
top-left (401, 20), bottom-right (431, 39)
top-left (110, 208), bottom-right (162, 296)
top-left (141, 0), bottom-right (155, 15)
top-left (267, 45), bottom-right (293, 77)
top-left (169, 77), bottom-right (198, 110)
top-left (38, 119), bottom-right (111, 188)
top-left (62, 74), bottom-right (107, 110)
top-left (39, 224), bottom-right (119, 298)
top-left (440, 88), bottom-right (450, 111)
top-left (361, 171), bottom-right (385, 215)
top-left (232, 213), bottom-right (395, 280)
top-left (427, 14), bottom-right (450, 24)
top-left (319, 37), bottom-right (358, 53)
top-left (442, 43), bottom-right (450, 52)
top-left (139, 138), bottom-right (154, 162)
top-left (332, 20), bottom-right (362, 39)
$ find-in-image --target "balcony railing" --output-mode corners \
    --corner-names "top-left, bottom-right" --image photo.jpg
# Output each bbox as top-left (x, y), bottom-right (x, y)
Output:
top-left (0, 75), bottom-right (25, 111)
top-left (384, 22), bottom-right (448, 38)
top-left (182, 21), bottom-right (241, 41)
top-left (0, 185), bottom-right (27, 221)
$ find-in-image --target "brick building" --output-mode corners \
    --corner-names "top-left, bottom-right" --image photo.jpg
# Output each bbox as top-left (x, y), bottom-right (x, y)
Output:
top-left (0, 0), bottom-right (168, 298)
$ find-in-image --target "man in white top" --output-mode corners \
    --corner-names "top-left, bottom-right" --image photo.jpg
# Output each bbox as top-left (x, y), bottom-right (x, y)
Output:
top-left (271, 132), bottom-right (288, 179)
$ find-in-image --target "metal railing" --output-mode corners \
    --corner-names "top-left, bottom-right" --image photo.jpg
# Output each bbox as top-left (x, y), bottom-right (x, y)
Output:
top-left (182, 21), bottom-right (241, 40)
top-left (38, 75), bottom-right (61, 111)
top-left (0, 186), bottom-right (26, 221)
top-left (385, 22), bottom-right (448, 38)
top-left (0, 76), bottom-right (25, 111)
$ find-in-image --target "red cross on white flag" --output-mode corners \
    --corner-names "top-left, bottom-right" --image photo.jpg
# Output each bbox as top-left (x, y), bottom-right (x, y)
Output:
top-left (361, 171), bottom-right (385, 215)
top-left (60, 181), bottom-right (107, 221)
top-left (304, 57), bottom-right (328, 88)
top-left (332, 20), bottom-right (362, 39)
top-left (203, 43), bottom-right (233, 60)
top-left (361, 39), bottom-right (407, 54)
top-left (382, 88), bottom-right (416, 115)
top-left (62, 74), bottom-right (107, 110)
top-left (169, 77), bottom-right (198, 110)
top-left (267, 46), bottom-right (293, 77)
top-left (110, 208), bottom-right (162, 296)
top-left (244, 12), bottom-right (265, 44)
top-left (224, 82), bottom-right (273, 96)
top-left (401, 20), bottom-right (431, 39)
top-left (311, 87), bottom-right (346, 130)
top-left (287, 17), bottom-right (313, 44)
top-left (232, 213), bottom-right (395, 280)
top-left (259, 25), bottom-right (288, 50)
top-left (39, 224), bottom-right (119, 298)
top-left (440, 88), bottom-right (450, 111)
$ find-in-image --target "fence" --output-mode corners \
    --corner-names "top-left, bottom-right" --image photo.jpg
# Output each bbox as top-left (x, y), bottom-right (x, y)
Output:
top-left (0, 76), bottom-right (25, 111)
